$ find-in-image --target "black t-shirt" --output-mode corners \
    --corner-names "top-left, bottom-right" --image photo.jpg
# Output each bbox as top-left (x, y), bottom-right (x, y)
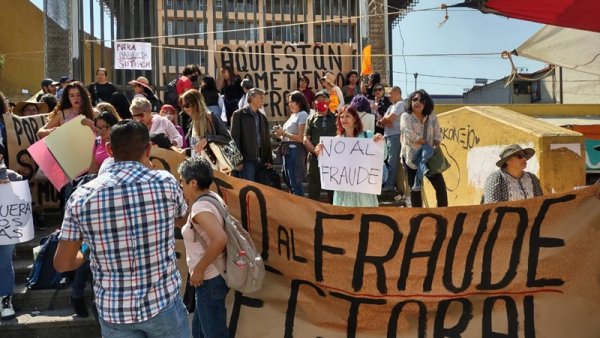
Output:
top-left (88, 82), bottom-right (117, 105)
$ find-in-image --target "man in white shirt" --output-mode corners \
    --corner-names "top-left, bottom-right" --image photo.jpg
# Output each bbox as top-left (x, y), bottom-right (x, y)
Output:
top-left (130, 97), bottom-right (183, 147)
top-left (380, 86), bottom-right (404, 192)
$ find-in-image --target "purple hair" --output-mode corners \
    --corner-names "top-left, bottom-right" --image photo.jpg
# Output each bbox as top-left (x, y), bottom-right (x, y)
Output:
top-left (350, 94), bottom-right (371, 112)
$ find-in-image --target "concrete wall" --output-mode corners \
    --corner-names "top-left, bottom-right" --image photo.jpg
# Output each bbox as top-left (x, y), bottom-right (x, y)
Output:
top-left (463, 80), bottom-right (510, 104)
top-left (0, 1), bottom-right (45, 102)
top-left (435, 103), bottom-right (600, 117)
top-left (423, 106), bottom-right (585, 206)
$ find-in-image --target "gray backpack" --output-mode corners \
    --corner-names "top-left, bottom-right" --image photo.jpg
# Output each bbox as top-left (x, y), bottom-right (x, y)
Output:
top-left (194, 194), bottom-right (265, 294)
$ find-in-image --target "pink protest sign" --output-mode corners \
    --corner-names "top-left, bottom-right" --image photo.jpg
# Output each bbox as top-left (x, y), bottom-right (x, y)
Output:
top-left (28, 139), bottom-right (69, 191)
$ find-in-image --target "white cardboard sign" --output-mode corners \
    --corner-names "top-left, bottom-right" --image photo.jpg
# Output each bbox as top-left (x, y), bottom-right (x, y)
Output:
top-left (115, 42), bottom-right (152, 70)
top-left (0, 181), bottom-right (34, 245)
top-left (318, 136), bottom-right (385, 194)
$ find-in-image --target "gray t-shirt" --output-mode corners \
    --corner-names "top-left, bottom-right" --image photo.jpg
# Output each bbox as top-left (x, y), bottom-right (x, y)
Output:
top-left (282, 110), bottom-right (308, 141)
top-left (384, 101), bottom-right (403, 136)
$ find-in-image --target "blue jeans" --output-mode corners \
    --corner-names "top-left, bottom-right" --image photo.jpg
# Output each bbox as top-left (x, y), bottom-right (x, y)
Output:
top-left (0, 244), bottom-right (15, 296)
top-left (193, 275), bottom-right (229, 338)
top-left (241, 159), bottom-right (261, 182)
top-left (384, 135), bottom-right (401, 188)
top-left (99, 294), bottom-right (190, 338)
top-left (412, 144), bottom-right (435, 191)
top-left (283, 145), bottom-right (304, 196)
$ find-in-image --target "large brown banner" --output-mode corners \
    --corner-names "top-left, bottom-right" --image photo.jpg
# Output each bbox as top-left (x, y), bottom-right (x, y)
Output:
top-left (134, 150), bottom-right (600, 337)
top-left (217, 174), bottom-right (600, 337)
top-left (216, 43), bottom-right (353, 120)
top-left (3, 113), bottom-right (61, 209)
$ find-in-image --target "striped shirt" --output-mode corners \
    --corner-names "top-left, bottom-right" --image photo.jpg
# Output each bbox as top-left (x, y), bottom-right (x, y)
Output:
top-left (60, 161), bottom-right (187, 324)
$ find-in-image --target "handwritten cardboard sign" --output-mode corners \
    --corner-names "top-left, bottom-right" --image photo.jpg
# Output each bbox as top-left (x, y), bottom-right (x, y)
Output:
top-left (0, 181), bottom-right (34, 245)
top-left (43, 115), bottom-right (96, 180)
top-left (207, 172), bottom-right (600, 337)
top-left (115, 41), bottom-right (152, 70)
top-left (318, 136), bottom-right (384, 194)
top-left (216, 43), bottom-right (353, 120)
top-left (3, 113), bottom-right (48, 179)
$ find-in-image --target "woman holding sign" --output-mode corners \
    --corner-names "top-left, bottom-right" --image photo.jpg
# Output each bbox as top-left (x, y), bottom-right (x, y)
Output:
top-left (37, 81), bottom-right (95, 138)
top-left (315, 106), bottom-right (385, 207)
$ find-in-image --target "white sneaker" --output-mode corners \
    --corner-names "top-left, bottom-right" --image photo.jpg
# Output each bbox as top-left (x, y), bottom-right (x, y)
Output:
top-left (1, 295), bottom-right (16, 320)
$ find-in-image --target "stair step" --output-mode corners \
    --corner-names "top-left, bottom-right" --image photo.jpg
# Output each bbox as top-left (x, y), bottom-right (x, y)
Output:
top-left (12, 284), bottom-right (93, 311)
top-left (14, 259), bottom-right (32, 285)
top-left (0, 308), bottom-right (101, 338)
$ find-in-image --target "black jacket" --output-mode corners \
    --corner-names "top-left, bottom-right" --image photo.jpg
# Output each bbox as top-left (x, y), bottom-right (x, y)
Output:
top-left (230, 106), bottom-right (272, 165)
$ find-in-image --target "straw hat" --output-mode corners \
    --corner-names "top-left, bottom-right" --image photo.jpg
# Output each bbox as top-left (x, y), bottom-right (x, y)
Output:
top-left (496, 144), bottom-right (535, 167)
top-left (320, 72), bottom-right (337, 86)
top-left (13, 100), bottom-right (49, 116)
top-left (128, 76), bottom-right (151, 89)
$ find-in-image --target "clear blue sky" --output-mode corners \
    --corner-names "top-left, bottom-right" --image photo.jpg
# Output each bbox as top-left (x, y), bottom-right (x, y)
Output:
top-left (391, 0), bottom-right (546, 95)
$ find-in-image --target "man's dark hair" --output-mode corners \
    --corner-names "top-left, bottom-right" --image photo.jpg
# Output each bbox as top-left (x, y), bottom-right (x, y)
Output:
top-left (182, 64), bottom-right (199, 76)
top-left (40, 94), bottom-right (57, 112)
top-left (109, 120), bottom-right (150, 161)
top-left (178, 156), bottom-right (214, 190)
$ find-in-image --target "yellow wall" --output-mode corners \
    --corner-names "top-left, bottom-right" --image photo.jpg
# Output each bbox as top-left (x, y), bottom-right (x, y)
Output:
top-left (436, 104), bottom-right (600, 117)
top-left (423, 106), bottom-right (586, 206)
top-left (0, 1), bottom-right (45, 102)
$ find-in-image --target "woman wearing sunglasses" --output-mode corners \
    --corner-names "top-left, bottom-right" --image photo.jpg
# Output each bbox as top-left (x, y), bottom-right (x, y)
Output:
top-left (483, 144), bottom-right (543, 203)
top-left (400, 89), bottom-right (447, 208)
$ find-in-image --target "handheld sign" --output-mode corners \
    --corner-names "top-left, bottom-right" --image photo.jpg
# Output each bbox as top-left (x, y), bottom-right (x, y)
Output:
top-left (115, 41), bottom-right (152, 70)
top-left (318, 136), bottom-right (385, 194)
top-left (43, 115), bottom-right (96, 181)
top-left (0, 181), bottom-right (34, 245)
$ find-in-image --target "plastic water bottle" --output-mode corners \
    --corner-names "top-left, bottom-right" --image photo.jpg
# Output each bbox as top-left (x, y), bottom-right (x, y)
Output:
top-left (235, 251), bottom-right (247, 267)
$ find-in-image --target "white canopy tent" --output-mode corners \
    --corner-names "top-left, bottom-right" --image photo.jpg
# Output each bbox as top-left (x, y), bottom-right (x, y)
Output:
top-left (516, 25), bottom-right (600, 76)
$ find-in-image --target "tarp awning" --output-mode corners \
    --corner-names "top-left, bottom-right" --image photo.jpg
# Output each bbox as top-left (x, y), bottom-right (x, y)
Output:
top-left (453, 0), bottom-right (600, 33)
top-left (516, 25), bottom-right (600, 76)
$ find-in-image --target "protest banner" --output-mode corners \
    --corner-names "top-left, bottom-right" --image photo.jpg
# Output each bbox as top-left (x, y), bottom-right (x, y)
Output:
top-left (216, 43), bottom-right (353, 120)
top-left (115, 41), bottom-right (152, 70)
top-left (205, 172), bottom-right (600, 337)
top-left (318, 136), bottom-right (385, 194)
top-left (3, 113), bottom-right (59, 209)
top-left (43, 115), bottom-right (96, 181)
top-left (3, 113), bottom-right (48, 179)
top-left (28, 139), bottom-right (69, 191)
top-left (0, 181), bottom-right (34, 245)
top-left (149, 146), bottom-right (186, 178)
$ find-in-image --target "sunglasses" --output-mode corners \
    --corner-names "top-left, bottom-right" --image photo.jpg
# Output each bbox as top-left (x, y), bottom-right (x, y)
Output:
top-left (181, 103), bottom-right (191, 109)
top-left (514, 153), bottom-right (527, 159)
top-left (374, 88), bottom-right (384, 92)
top-left (411, 97), bottom-right (425, 103)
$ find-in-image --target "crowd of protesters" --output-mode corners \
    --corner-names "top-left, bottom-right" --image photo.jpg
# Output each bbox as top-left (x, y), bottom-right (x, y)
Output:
top-left (0, 65), bottom-right (545, 337)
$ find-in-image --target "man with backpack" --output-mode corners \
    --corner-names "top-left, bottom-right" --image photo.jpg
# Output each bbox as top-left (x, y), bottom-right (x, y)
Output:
top-left (54, 120), bottom-right (190, 337)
